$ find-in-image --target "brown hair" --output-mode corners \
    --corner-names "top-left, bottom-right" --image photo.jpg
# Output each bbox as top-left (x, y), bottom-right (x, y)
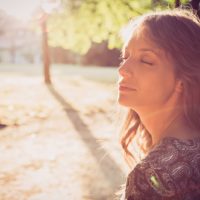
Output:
top-left (119, 8), bottom-right (200, 168)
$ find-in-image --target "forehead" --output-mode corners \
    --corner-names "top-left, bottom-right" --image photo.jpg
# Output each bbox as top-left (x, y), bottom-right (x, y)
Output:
top-left (123, 27), bottom-right (162, 55)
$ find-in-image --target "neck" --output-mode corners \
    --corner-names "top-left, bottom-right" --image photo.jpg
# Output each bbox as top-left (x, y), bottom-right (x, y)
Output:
top-left (134, 89), bottom-right (199, 146)
top-left (138, 104), bottom-right (185, 146)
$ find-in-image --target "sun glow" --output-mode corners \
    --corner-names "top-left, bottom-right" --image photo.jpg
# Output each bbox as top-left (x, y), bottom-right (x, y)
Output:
top-left (0, 0), bottom-right (41, 21)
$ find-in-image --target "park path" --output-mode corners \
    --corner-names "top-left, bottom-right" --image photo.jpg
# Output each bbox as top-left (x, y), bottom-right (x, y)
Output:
top-left (0, 73), bottom-right (129, 200)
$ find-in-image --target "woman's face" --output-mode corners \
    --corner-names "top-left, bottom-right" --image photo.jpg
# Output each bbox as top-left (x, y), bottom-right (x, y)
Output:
top-left (118, 27), bottom-right (180, 112)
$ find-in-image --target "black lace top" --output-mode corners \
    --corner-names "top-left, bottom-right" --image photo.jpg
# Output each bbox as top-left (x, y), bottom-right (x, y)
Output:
top-left (125, 137), bottom-right (200, 200)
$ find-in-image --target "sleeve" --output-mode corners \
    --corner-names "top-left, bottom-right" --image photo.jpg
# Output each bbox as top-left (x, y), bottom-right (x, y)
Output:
top-left (125, 161), bottom-right (178, 200)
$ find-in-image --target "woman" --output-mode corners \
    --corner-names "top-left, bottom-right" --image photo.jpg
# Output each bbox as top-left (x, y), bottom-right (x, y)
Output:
top-left (118, 8), bottom-right (200, 200)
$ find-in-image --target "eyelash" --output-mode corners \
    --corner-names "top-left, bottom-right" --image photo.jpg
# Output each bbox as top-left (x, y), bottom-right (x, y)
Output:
top-left (141, 60), bottom-right (153, 65)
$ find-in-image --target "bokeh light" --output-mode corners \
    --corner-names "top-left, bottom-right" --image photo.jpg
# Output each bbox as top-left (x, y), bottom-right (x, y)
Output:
top-left (0, 0), bottom-right (41, 21)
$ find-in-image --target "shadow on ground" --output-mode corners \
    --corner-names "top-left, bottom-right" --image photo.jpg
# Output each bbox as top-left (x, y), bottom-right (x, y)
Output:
top-left (47, 84), bottom-right (125, 199)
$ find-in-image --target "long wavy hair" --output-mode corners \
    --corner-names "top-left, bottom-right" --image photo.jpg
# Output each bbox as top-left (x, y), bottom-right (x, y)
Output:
top-left (119, 8), bottom-right (200, 169)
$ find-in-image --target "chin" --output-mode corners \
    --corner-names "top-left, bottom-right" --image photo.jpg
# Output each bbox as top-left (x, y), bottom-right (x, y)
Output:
top-left (117, 95), bottom-right (132, 108)
top-left (118, 96), bottom-right (141, 112)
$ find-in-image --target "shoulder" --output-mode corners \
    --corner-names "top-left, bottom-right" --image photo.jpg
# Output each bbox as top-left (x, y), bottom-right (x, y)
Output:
top-left (125, 137), bottom-right (200, 200)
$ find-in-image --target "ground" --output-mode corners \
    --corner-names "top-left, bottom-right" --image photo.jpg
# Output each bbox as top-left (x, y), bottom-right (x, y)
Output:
top-left (0, 66), bottom-right (129, 200)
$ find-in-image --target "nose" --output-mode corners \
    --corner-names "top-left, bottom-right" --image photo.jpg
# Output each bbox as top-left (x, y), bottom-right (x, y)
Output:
top-left (118, 64), bottom-right (132, 78)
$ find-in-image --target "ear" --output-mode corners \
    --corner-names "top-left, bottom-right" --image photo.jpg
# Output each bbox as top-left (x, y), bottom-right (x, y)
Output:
top-left (175, 80), bottom-right (184, 93)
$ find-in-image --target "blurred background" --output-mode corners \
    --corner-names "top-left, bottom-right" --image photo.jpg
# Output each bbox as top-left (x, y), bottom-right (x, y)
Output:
top-left (0, 0), bottom-right (198, 200)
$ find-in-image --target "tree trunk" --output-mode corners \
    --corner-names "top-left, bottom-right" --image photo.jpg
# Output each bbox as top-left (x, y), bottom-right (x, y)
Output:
top-left (41, 18), bottom-right (51, 84)
top-left (175, 0), bottom-right (181, 8)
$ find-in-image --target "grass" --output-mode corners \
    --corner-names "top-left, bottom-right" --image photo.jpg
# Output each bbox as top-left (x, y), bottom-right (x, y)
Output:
top-left (0, 63), bottom-right (119, 84)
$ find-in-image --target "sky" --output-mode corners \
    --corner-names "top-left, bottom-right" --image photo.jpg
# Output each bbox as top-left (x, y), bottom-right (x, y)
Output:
top-left (0, 0), bottom-right (43, 20)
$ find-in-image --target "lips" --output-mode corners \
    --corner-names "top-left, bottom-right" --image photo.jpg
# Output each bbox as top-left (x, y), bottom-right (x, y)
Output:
top-left (119, 84), bottom-right (136, 91)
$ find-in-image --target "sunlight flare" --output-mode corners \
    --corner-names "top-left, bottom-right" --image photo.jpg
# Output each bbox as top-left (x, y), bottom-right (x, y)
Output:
top-left (0, 0), bottom-right (42, 21)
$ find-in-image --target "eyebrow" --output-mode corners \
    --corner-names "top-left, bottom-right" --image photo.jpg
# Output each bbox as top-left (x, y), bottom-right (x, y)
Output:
top-left (123, 47), bottom-right (160, 57)
top-left (138, 48), bottom-right (160, 56)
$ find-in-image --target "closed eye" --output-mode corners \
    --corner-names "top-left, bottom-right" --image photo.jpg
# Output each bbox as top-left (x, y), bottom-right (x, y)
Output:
top-left (141, 59), bottom-right (153, 65)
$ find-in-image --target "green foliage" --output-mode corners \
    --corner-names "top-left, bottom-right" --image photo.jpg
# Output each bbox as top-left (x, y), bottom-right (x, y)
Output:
top-left (47, 0), bottom-right (189, 54)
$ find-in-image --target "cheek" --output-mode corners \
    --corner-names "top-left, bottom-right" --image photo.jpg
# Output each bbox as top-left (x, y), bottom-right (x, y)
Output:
top-left (140, 72), bottom-right (176, 105)
top-left (117, 65), bottom-right (177, 108)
